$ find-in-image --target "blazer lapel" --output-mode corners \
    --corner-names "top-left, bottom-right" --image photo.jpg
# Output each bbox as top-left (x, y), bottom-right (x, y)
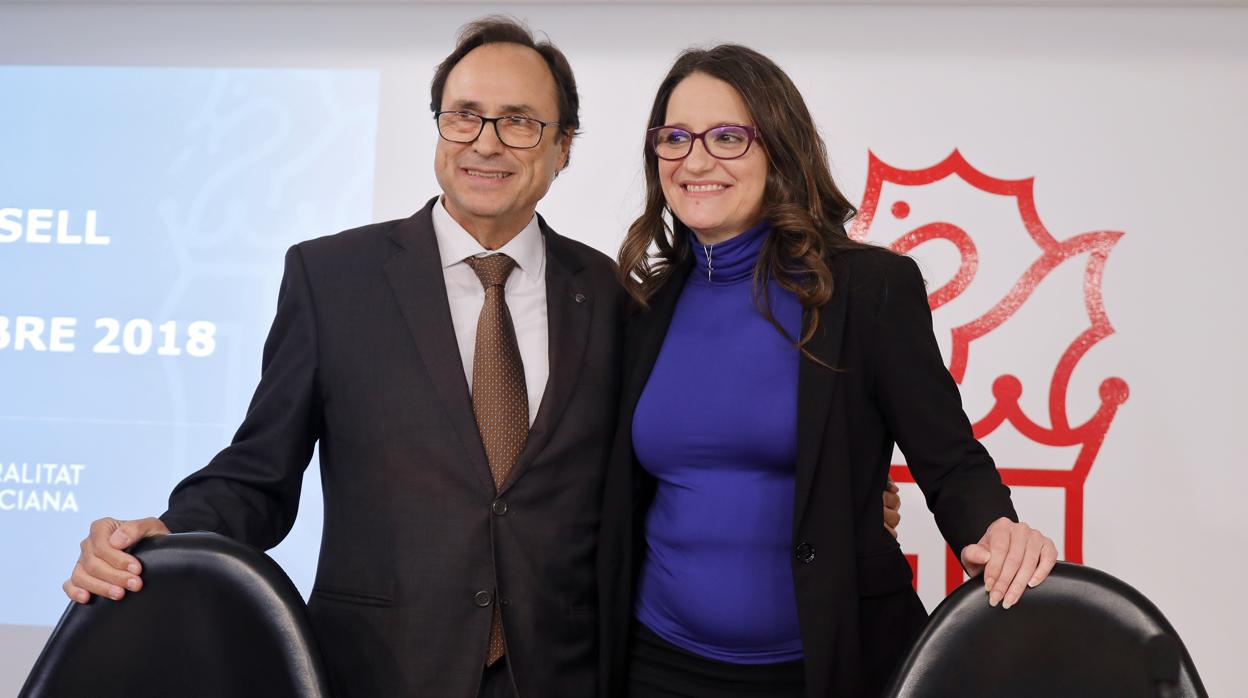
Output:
top-left (793, 257), bottom-right (851, 531)
top-left (621, 258), bottom-right (693, 420)
top-left (499, 218), bottom-right (591, 494)
top-left (383, 197), bottom-right (494, 494)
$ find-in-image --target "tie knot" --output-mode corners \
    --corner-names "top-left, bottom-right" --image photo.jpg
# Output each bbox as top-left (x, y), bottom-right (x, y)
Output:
top-left (466, 253), bottom-right (517, 289)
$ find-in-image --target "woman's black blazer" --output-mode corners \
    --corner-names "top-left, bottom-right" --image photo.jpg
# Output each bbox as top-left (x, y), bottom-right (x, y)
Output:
top-left (597, 245), bottom-right (1018, 697)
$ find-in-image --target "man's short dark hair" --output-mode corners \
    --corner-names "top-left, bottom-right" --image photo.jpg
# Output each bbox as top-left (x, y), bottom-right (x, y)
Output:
top-left (431, 16), bottom-right (581, 147)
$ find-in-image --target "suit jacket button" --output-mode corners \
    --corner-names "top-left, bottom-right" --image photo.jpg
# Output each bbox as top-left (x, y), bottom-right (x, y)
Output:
top-left (573, 292), bottom-right (586, 303)
top-left (796, 542), bottom-right (815, 564)
top-left (474, 590), bottom-right (493, 607)
top-left (492, 499), bottom-right (508, 516)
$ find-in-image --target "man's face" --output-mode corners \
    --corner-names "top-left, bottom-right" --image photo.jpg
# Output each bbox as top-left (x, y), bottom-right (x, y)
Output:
top-left (435, 43), bottom-right (570, 240)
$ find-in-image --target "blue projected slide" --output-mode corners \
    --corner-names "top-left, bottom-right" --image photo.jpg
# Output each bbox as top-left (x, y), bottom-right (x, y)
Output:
top-left (0, 67), bottom-right (379, 626)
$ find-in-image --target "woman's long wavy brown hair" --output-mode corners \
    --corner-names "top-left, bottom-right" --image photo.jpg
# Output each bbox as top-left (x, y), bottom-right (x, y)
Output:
top-left (617, 44), bottom-right (868, 359)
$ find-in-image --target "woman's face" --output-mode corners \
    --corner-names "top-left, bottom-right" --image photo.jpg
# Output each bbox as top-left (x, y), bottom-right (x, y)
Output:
top-left (658, 72), bottom-right (768, 245)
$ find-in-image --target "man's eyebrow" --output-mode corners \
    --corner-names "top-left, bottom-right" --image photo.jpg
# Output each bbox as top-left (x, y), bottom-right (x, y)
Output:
top-left (446, 100), bottom-right (547, 119)
top-left (498, 104), bottom-right (540, 117)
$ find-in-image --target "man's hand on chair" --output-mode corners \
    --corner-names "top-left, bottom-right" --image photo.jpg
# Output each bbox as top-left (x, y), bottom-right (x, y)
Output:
top-left (62, 517), bottom-right (169, 603)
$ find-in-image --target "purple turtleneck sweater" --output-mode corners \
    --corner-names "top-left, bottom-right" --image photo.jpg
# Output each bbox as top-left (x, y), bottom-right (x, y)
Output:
top-left (632, 222), bottom-right (804, 664)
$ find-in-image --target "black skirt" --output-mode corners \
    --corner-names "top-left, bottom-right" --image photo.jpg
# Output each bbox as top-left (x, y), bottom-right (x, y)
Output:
top-left (625, 623), bottom-right (806, 698)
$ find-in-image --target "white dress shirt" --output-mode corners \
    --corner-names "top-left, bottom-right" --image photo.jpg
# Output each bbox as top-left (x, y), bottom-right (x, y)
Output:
top-left (432, 198), bottom-right (548, 426)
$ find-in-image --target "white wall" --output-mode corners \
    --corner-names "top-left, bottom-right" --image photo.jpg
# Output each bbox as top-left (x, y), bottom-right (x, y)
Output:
top-left (2, 2), bottom-right (1245, 695)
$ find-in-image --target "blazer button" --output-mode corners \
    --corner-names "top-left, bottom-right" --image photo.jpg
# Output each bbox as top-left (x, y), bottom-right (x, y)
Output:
top-left (573, 292), bottom-right (586, 303)
top-left (796, 542), bottom-right (815, 564)
top-left (473, 590), bottom-right (493, 607)
top-left (491, 499), bottom-right (508, 516)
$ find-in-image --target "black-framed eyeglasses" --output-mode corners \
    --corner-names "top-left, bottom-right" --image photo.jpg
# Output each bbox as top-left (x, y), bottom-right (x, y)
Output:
top-left (435, 110), bottom-right (561, 149)
top-left (647, 124), bottom-right (760, 161)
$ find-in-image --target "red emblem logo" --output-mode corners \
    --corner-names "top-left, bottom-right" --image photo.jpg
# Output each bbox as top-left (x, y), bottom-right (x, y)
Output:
top-left (850, 150), bottom-right (1130, 595)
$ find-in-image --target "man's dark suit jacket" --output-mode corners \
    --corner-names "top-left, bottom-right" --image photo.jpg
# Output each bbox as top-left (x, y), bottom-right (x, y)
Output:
top-left (160, 198), bottom-right (624, 698)
top-left (598, 246), bottom-right (1018, 698)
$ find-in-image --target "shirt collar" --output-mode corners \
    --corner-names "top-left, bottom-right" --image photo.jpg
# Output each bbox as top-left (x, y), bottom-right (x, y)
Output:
top-left (432, 196), bottom-right (545, 282)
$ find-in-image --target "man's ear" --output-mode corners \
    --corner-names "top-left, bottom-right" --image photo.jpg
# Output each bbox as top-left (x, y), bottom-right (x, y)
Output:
top-left (557, 128), bottom-right (574, 171)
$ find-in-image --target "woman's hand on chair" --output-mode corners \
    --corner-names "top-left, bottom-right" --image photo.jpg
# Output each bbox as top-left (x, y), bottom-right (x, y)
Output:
top-left (960, 518), bottom-right (1057, 609)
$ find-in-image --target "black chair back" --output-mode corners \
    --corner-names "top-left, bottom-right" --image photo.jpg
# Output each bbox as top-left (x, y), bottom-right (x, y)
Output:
top-left (21, 532), bottom-right (330, 698)
top-left (884, 561), bottom-right (1206, 698)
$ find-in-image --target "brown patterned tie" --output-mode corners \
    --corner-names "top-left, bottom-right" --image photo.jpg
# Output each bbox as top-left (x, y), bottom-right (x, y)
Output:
top-left (465, 253), bottom-right (528, 666)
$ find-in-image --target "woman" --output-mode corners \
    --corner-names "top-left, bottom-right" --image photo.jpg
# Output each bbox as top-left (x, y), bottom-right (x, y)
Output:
top-left (598, 45), bottom-right (1058, 698)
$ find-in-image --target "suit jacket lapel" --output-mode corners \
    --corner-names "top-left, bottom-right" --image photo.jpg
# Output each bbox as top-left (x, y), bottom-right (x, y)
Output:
top-left (383, 197), bottom-right (494, 494)
top-left (499, 218), bottom-right (591, 494)
top-left (793, 256), bottom-right (851, 531)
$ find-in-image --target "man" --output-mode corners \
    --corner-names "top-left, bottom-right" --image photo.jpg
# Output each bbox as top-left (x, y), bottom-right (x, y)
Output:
top-left (65, 18), bottom-right (615, 697)
top-left (63, 18), bottom-right (901, 698)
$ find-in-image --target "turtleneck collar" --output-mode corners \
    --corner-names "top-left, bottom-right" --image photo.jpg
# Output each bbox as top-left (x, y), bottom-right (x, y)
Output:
top-left (689, 221), bottom-right (770, 285)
